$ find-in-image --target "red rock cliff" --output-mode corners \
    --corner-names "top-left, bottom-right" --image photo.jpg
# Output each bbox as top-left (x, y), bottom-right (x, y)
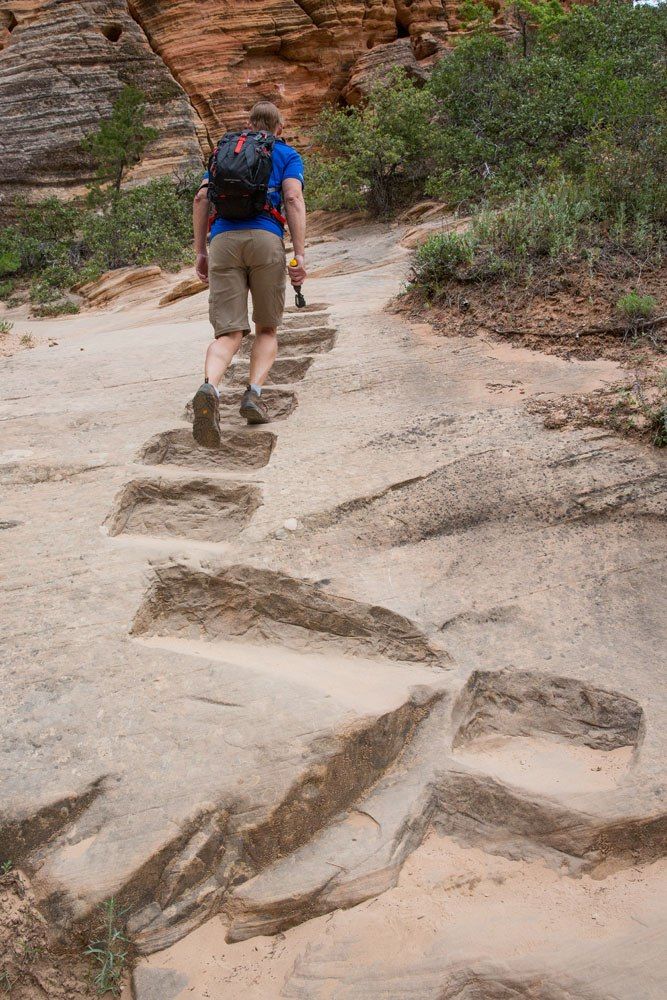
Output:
top-left (0, 0), bottom-right (507, 202)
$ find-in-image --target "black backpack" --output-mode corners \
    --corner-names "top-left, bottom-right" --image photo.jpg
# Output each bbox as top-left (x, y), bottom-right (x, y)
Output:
top-left (207, 130), bottom-right (284, 224)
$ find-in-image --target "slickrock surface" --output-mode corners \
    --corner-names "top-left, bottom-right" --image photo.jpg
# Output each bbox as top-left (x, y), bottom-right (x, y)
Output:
top-left (1, 216), bottom-right (665, 997)
top-left (77, 266), bottom-right (165, 307)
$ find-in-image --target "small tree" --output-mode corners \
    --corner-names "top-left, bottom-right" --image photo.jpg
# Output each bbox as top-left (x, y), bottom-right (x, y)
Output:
top-left (83, 86), bottom-right (158, 194)
top-left (511, 0), bottom-right (566, 56)
top-left (457, 0), bottom-right (494, 31)
top-left (309, 69), bottom-right (434, 217)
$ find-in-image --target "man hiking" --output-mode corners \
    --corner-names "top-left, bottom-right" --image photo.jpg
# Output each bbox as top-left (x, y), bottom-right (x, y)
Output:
top-left (190, 101), bottom-right (307, 447)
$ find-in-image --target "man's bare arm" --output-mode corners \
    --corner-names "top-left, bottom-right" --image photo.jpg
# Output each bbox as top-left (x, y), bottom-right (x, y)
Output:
top-left (283, 177), bottom-right (307, 285)
top-left (193, 183), bottom-right (210, 284)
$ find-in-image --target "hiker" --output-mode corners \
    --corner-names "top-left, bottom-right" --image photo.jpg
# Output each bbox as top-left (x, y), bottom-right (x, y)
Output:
top-left (190, 101), bottom-right (307, 446)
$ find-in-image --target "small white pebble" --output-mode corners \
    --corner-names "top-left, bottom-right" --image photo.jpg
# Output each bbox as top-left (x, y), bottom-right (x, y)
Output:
top-left (283, 518), bottom-right (299, 531)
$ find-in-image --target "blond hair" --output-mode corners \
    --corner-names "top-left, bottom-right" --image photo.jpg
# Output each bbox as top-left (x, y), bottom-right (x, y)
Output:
top-left (249, 101), bottom-right (282, 134)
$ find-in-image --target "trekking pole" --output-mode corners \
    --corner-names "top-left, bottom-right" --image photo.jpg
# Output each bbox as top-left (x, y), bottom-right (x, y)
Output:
top-left (289, 258), bottom-right (306, 309)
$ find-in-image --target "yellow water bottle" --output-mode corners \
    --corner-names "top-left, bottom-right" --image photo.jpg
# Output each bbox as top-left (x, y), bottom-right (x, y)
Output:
top-left (289, 257), bottom-right (306, 309)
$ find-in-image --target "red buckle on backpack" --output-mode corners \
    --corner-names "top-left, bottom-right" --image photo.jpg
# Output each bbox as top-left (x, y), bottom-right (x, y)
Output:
top-left (234, 135), bottom-right (247, 154)
top-left (265, 204), bottom-right (287, 227)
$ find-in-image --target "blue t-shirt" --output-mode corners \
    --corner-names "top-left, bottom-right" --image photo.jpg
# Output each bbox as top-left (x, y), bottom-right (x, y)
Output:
top-left (206, 139), bottom-right (304, 241)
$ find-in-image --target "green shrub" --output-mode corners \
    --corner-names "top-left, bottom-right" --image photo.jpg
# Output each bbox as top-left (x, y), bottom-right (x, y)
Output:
top-left (308, 68), bottom-right (435, 217)
top-left (0, 319), bottom-right (13, 335)
top-left (412, 180), bottom-right (610, 293)
top-left (410, 231), bottom-right (476, 296)
top-left (0, 250), bottom-right (20, 277)
top-left (0, 84), bottom-right (198, 307)
top-left (1, 199), bottom-right (82, 294)
top-left (0, 175), bottom-right (195, 306)
top-left (615, 292), bottom-right (658, 323)
top-left (650, 408), bottom-right (667, 448)
top-left (33, 300), bottom-right (80, 318)
top-left (411, 174), bottom-right (666, 296)
top-left (80, 178), bottom-right (193, 273)
top-left (426, 0), bottom-right (666, 207)
top-left (310, 0), bottom-right (666, 227)
top-left (84, 898), bottom-right (129, 997)
top-left (457, 0), bottom-right (494, 29)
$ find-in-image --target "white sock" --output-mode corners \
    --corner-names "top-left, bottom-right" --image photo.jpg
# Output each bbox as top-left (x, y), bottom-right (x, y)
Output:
top-left (250, 383), bottom-right (262, 396)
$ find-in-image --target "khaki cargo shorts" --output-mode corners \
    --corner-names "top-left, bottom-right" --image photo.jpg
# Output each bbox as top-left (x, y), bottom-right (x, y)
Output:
top-left (208, 229), bottom-right (287, 337)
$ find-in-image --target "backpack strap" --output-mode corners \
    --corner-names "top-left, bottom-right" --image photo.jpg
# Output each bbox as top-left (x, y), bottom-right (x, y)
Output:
top-left (264, 181), bottom-right (286, 227)
top-left (265, 204), bottom-right (287, 227)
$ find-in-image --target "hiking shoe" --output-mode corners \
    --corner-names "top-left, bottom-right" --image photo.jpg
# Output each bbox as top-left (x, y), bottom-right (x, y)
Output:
top-left (192, 382), bottom-right (220, 448)
top-left (240, 385), bottom-right (270, 425)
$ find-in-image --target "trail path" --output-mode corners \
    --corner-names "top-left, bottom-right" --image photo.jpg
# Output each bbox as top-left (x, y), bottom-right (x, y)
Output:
top-left (1, 218), bottom-right (665, 998)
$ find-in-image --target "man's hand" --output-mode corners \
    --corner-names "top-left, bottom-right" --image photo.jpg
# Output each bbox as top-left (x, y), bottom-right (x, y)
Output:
top-left (283, 177), bottom-right (306, 285)
top-left (195, 251), bottom-right (209, 285)
top-left (288, 253), bottom-right (307, 286)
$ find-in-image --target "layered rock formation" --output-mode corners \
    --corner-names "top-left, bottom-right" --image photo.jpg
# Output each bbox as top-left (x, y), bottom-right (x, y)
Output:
top-left (0, 0), bottom-right (204, 206)
top-left (0, 1), bottom-right (508, 201)
top-left (126, 0), bottom-right (454, 142)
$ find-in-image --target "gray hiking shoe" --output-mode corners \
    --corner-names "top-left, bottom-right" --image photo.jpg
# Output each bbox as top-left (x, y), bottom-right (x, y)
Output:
top-left (240, 385), bottom-right (269, 425)
top-left (192, 381), bottom-right (220, 448)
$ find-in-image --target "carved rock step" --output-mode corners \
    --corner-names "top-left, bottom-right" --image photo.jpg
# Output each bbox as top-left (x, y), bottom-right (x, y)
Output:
top-left (284, 304), bottom-right (330, 314)
top-left (131, 564), bottom-right (448, 666)
top-left (15, 644), bottom-right (445, 954)
top-left (227, 670), bottom-right (660, 944)
top-left (453, 668), bottom-right (644, 752)
top-left (240, 326), bottom-right (336, 358)
top-left (131, 666), bottom-right (663, 998)
top-left (227, 698), bottom-right (452, 943)
top-left (183, 387), bottom-right (298, 425)
top-left (228, 356), bottom-right (314, 385)
top-left (122, 686), bottom-right (445, 954)
top-left (281, 312), bottom-right (332, 330)
top-left (138, 427), bottom-right (276, 471)
top-left (105, 477), bottom-right (262, 542)
top-left (229, 746), bottom-right (667, 947)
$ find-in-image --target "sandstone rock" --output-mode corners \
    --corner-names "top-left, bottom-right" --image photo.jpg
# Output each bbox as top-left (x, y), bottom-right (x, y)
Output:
top-left (0, 0), bottom-right (204, 208)
top-left (127, 0), bottom-right (397, 145)
top-left (76, 265), bottom-right (163, 306)
top-left (307, 210), bottom-right (368, 238)
top-left (397, 200), bottom-right (448, 223)
top-left (158, 275), bottom-right (207, 308)
top-left (412, 30), bottom-right (445, 59)
top-left (342, 37), bottom-right (431, 105)
top-left (0, 2), bottom-right (516, 201)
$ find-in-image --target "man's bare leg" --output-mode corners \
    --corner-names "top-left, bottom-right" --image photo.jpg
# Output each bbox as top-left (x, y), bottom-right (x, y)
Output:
top-left (240, 326), bottom-right (277, 424)
top-left (192, 330), bottom-right (243, 448)
top-left (204, 330), bottom-right (243, 386)
top-left (248, 326), bottom-right (278, 386)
